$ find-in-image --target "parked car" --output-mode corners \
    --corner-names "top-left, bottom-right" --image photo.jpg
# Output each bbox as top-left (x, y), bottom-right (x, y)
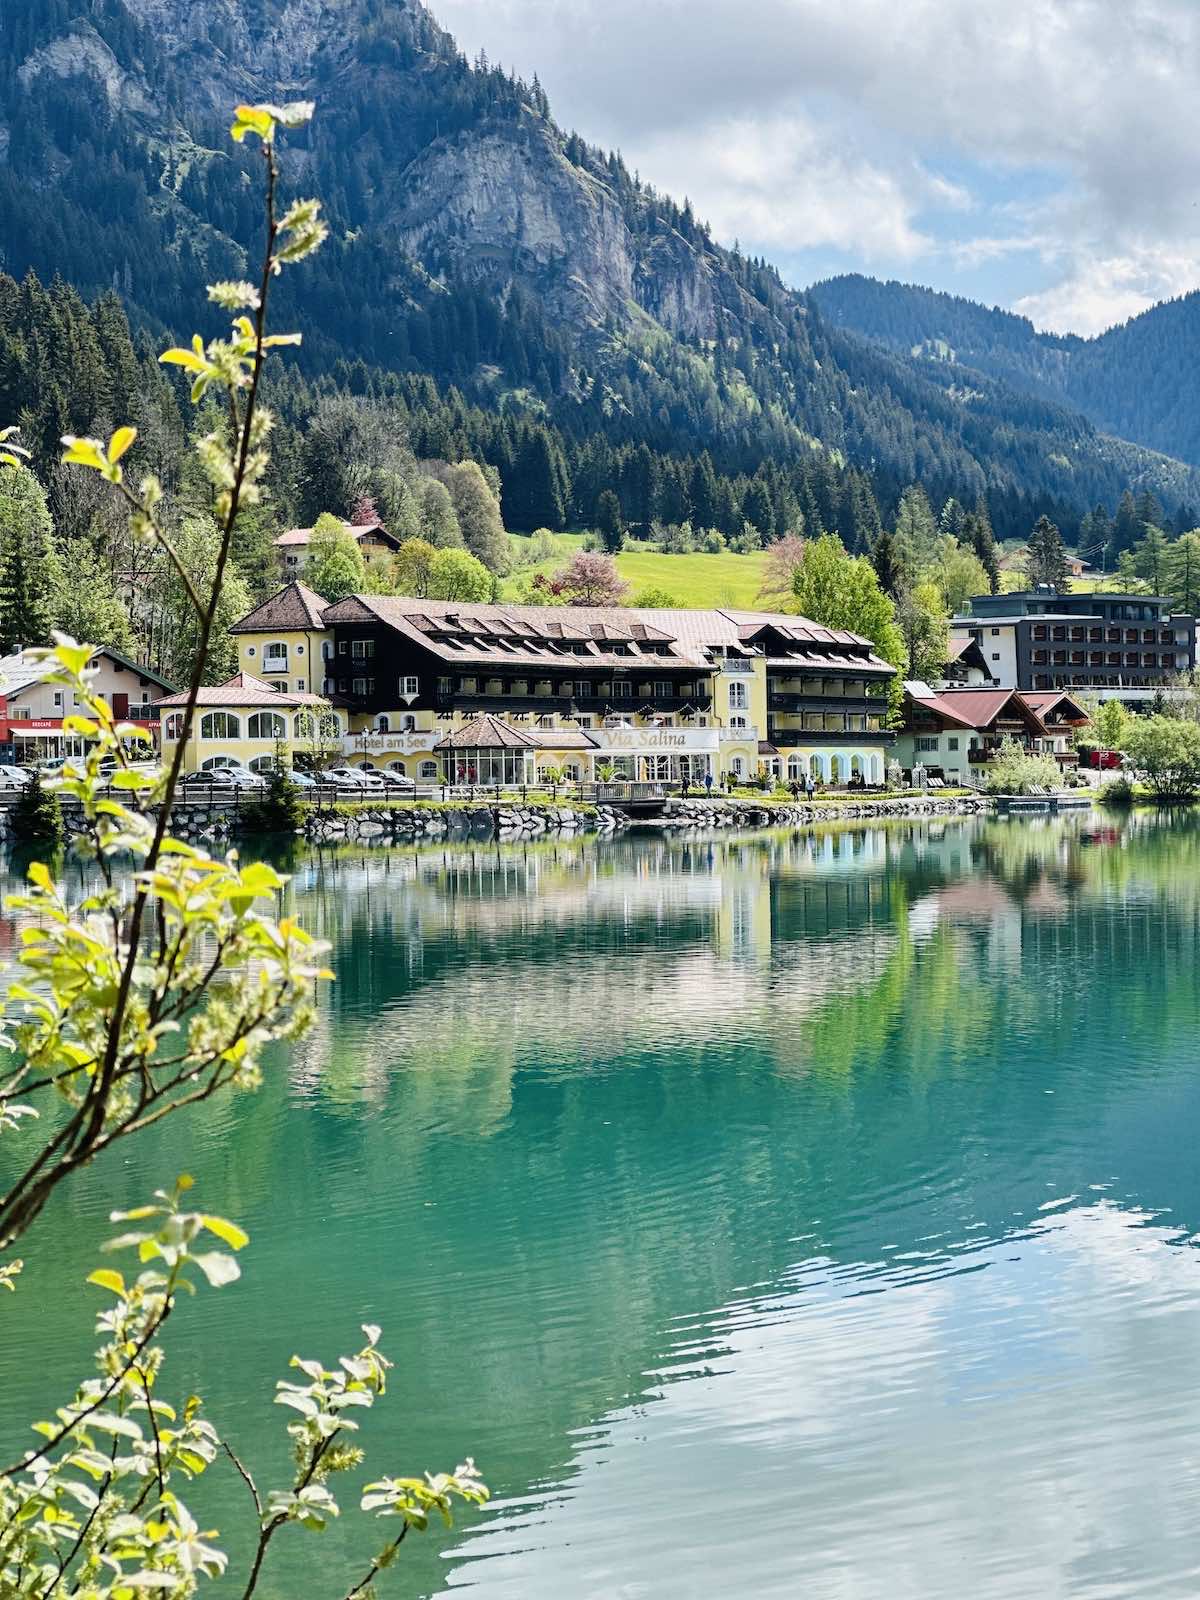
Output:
top-left (180, 765), bottom-right (266, 792)
top-left (326, 766), bottom-right (385, 790)
top-left (286, 769), bottom-right (319, 790)
top-left (1079, 746), bottom-right (1122, 770)
top-left (0, 764), bottom-right (30, 789)
top-left (376, 769), bottom-right (416, 791)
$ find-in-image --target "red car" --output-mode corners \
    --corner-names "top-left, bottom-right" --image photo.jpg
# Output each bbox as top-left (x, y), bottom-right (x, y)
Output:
top-left (1079, 747), bottom-right (1122, 770)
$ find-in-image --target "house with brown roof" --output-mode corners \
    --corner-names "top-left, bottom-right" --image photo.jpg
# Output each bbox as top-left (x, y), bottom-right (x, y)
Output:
top-left (273, 521), bottom-right (400, 579)
top-left (894, 682), bottom-right (1090, 782)
top-left (154, 671), bottom-right (345, 775)
top-left (227, 580), bottom-right (331, 695)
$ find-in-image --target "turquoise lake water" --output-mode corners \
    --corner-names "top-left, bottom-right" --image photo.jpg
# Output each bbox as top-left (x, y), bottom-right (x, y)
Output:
top-left (4, 813), bottom-right (1200, 1598)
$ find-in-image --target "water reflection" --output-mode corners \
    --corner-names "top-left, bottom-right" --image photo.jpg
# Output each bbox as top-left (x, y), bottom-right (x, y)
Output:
top-left (3, 812), bottom-right (1200, 1599)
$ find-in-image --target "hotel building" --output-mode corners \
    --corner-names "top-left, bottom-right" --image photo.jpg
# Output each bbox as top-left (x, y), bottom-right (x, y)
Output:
top-left (158, 584), bottom-right (898, 785)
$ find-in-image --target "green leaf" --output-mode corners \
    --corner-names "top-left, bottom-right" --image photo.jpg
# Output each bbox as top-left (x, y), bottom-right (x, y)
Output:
top-left (108, 426), bottom-right (137, 463)
top-left (200, 1214), bottom-right (249, 1251)
top-left (86, 1268), bottom-right (125, 1296)
top-left (61, 435), bottom-right (107, 472)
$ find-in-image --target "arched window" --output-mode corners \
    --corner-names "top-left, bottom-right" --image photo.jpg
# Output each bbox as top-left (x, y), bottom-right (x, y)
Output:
top-left (201, 755), bottom-right (238, 771)
top-left (247, 711), bottom-right (286, 740)
top-left (830, 755), bottom-right (842, 782)
top-left (418, 760), bottom-right (438, 780)
top-left (401, 715), bottom-right (416, 732)
top-left (164, 712), bottom-right (184, 741)
top-left (200, 711), bottom-right (241, 740)
top-left (376, 715), bottom-right (389, 733)
top-left (851, 754), bottom-right (863, 774)
top-left (787, 756), bottom-right (803, 780)
top-left (810, 755), bottom-right (823, 778)
top-left (249, 755), bottom-right (276, 773)
top-left (730, 756), bottom-right (744, 778)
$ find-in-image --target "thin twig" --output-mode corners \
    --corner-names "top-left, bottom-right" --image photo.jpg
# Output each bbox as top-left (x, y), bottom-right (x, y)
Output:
top-left (222, 1441), bottom-right (263, 1518)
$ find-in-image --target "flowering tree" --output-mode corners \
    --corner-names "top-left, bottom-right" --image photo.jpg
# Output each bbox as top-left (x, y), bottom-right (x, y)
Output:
top-left (551, 550), bottom-right (630, 607)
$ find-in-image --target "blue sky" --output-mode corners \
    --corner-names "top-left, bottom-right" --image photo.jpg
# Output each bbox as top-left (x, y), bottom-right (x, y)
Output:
top-left (436, 0), bottom-right (1200, 336)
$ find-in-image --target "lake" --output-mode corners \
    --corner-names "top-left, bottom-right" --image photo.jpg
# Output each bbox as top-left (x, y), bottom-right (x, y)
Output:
top-left (4, 812), bottom-right (1200, 1599)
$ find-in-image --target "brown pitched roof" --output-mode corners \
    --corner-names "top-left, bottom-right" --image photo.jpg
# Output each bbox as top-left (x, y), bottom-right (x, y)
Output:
top-left (319, 595), bottom-right (896, 676)
top-left (435, 713), bottom-right (541, 750)
top-left (153, 672), bottom-right (330, 709)
top-left (274, 520), bottom-right (392, 549)
top-left (229, 581), bottom-right (329, 634)
top-left (906, 686), bottom-right (1049, 734)
top-left (1019, 690), bottom-right (1091, 722)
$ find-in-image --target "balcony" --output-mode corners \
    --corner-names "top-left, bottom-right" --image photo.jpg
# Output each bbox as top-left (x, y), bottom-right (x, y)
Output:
top-left (260, 656), bottom-right (289, 676)
top-left (435, 690), bottom-right (712, 714)
top-left (768, 692), bottom-right (888, 713)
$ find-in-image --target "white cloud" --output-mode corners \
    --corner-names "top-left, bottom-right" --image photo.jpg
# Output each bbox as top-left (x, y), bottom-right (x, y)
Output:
top-left (433, 0), bottom-right (1200, 333)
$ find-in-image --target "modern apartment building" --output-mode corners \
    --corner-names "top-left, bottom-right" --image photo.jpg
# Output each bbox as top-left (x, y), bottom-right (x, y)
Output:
top-left (952, 591), bottom-right (1196, 700)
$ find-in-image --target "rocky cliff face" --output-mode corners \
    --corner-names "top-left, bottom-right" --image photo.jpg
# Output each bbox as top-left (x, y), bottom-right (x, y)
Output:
top-left (1, 0), bottom-right (757, 348)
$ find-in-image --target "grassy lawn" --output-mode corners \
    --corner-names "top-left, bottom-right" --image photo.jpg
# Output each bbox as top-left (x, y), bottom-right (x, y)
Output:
top-left (507, 534), bottom-right (770, 609)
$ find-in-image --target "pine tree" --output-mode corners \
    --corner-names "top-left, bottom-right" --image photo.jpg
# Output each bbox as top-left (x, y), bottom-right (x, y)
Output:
top-left (1113, 491), bottom-right (1140, 553)
top-left (965, 500), bottom-right (1000, 594)
top-left (596, 489), bottom-right (624, 553)
top-left (0, 464), bottom-right (62, 653)
top-left (870, 528), bottom-right (902, 598)
top-left (1026, 515), bottom-right (1070, 592)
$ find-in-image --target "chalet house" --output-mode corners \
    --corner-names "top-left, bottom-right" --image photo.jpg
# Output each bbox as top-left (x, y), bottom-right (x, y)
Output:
top-left (894, 683), bottom-right (1090, 782)
top-left (273, 520), bottom-right (401, 579)
top-left (0, 646), bottom-right (174, 764)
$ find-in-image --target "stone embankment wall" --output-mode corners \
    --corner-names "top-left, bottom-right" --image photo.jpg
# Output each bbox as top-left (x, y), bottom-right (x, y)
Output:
top-left (657, 794), bottom-right (992, 829)
top-left (0, 794), bottom-right (989, 851)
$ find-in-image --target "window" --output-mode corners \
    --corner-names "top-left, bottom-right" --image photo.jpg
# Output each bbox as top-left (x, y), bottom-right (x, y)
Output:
top-left (201, 755), bottom-right (238, 770)
top-left (338, 641), bottom-right (348, 655)
top-left (990, 627), bottom-right (1000, 636)
top-left (398, 674), bottom-right (419, 697)
top-left (200, 711), bottom-right (241, 740)
top-left (419, 760), bottom-right (439, 780)
top-left (916, 736), bottom-right (939, 752)
top-left (729, 715), bottom-right (748, 731)
top-left (654, 681), bottom-right (671, 700)
top-left (247, 646), bottom-right (257, 658)
top-left (263, 642), bottom-right (288, 673)
top-left (248, 755), bottom-right (276, 773)
top-left (730, 756), bottom-right (744, 777)
top-left (53, 691), bottom-right (62, 707)
top-left (352, 639), bottom-right (375, 659)
top-left (273, 682), bottom-right (288, 693)
top-left (401, 715), bottom-right (416, 731)
top-left (352, 677), bottom-right (375, 697)
top-left (991, 652), bottom-right (1000, 661)
top-left (437, 676), bottom-right (452, 697)
top-left (164, 712), bottom-right (184, 740)
top-left (947, 737), bottom-right (960, 751)
top-left (612, 680), bottom-right (632, 699)
top-left (247, 711), bottom-right (286, 740)
top-left (576, 680), bottom-right (593, 698)
top-left (728, 681), bottom-right (748, 710)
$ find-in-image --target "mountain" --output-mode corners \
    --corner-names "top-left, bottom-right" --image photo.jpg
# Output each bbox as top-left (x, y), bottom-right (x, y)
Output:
top-left (2, 0), bottom-right (1199, 536)
top-left (811, 274), bottom-right (1200, 477)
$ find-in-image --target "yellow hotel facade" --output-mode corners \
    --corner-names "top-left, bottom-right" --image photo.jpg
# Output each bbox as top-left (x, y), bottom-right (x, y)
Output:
top-left (156, 581), bottom-right (896, 785)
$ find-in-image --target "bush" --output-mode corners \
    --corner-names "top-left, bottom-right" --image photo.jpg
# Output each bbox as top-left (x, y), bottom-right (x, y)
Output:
top-left (1098, 774), bottom-right (1134, 805)
top-left (240, 764), bottom-right (305, 833)
top-left (983, 737), bottom-right (1063, 795)
top-left (1122, 714), bottom-right (1200, 799)
top-left (10, 772), bottom-right (64, 847)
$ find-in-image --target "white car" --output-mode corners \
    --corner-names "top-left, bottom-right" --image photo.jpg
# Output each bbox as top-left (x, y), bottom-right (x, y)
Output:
top-left (377, 769), bottom-right (416, 791)
top-left (0, 764), bottom-right (30, 789)
top-left (326, 766), bottom-right (386, 790)
top-left (182, 765), bottom-right (266, 792)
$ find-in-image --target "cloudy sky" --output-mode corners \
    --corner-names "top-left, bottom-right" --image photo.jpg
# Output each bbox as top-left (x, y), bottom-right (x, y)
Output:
top-left (435, 0), bottom-right (1200, 337)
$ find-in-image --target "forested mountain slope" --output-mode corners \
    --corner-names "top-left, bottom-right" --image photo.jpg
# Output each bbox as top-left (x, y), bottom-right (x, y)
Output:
top-left (812, 274), bottom-right (1200, 474)
top-left (2, 0), bottom-right (1198, 534)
